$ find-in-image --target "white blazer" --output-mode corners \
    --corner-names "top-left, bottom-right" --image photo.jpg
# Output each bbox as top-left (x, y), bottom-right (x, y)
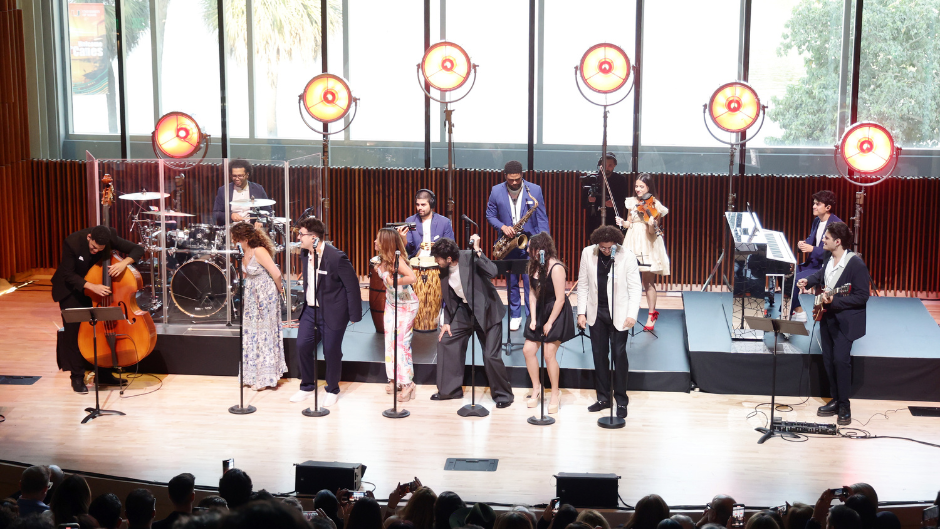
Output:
top-left (577, 244), bottom-right (642, 331)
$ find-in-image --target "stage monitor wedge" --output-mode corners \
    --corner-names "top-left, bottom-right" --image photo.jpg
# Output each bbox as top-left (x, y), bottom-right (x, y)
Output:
top-left (295, 460), bottom-right (364, 494)
top-left (554, 472), bottom-right (620, 508)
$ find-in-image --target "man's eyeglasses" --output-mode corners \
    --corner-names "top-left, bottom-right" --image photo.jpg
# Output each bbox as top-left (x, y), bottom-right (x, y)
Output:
top-left (298, 232), bottom-right (317, 238)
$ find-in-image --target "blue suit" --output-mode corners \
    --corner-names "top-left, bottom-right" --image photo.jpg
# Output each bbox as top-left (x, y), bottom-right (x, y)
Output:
top-left (404, 213), bottom-right (455, 258)
top-left (792, 213), bottom-right (842, 312)
top-left (486, 181), bottom-right (550, 319)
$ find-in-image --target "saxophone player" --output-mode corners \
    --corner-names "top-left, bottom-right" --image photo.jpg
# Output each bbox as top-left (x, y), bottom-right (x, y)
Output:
top-left (486, 160), bottom-right (550, 331)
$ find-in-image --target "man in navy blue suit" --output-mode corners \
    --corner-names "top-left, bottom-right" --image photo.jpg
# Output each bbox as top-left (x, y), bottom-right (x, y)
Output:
top-left (212, 159), bottom-right (273, 226)
top-left (290, 217), bottom-right (362, 406)
top-left (798, 222), bottom-right (869, 425)
top-left (485, 160), bottom-right (549, 331)
top-left (395, 189), bottom-right (455, 259)
top-left (791, 190), bottom-right (841, 321)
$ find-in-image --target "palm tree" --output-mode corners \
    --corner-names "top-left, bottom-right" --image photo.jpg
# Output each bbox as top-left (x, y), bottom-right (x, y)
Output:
top-left (203, 0), bottom-right (343, 136)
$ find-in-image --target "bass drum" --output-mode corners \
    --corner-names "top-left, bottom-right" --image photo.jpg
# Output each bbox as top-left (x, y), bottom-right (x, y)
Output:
top-left (411, 256), bottom-right (441, 332)
top-left (170, 258), bottom-right (237, 317)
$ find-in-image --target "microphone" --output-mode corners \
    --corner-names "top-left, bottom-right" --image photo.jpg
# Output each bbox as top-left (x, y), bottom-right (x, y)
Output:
top-left (394, 250), bottom-right (401, 273)
top-left (539, 250), bottom-right (545, 265)
top-left (311, 237), bottom-right (319, 249)
top-left (235, 242), bottom-right (244, 256)
top-left (460, 214), bottom-right (478, 227)
top-left (610, 245), bottom-right (617, 258)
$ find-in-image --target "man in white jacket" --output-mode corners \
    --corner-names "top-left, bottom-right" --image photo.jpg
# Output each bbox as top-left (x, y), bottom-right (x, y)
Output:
top-left (577, 225), bottom-right (642, 418)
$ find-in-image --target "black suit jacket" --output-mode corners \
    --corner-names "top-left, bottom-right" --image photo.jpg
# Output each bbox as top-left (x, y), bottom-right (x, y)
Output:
top-left (300, 244), bottom-right (362, 331)
top-left (440, 250), bottom-right (506, 330)
top-left (212, 181), bottom-right (273, 225)
top-left (51, 227), bottom-right (145, 303)
top-left (804, 253), bottom-right (870, 341)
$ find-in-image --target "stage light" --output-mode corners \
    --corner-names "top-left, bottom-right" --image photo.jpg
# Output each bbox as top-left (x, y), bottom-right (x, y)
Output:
top-left (579, 43), bottom-right (631, 94)
top-left (152, 111), bottom-right (209, 160)
top-left (421, 41), bottom-right (472, 92)
top-left (301, 73), bottom-right (354, 124)
top-left (708, 82), bottom-right (761, 133)
top-left (838, 121), bottom-right (897, 174)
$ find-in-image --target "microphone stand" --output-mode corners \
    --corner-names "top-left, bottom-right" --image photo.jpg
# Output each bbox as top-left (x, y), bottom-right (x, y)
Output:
top-left (304, 240), bottom-right (329, 417)
top-left (528, 253), bottom-right (554, 426)
top-left (598, 247), bottom-right (625, 429)
top-left (384, 250), bottom-right (410, 418)
top-left (229, 243), bottom-right (256, 415)
top-left (458, 219), bottom-right (488, 417)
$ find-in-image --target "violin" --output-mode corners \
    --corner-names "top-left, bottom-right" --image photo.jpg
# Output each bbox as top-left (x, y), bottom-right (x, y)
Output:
top-left (635, 193), bottom-right (663, 237)
top-left (77, 175), bottom-right (157, 368)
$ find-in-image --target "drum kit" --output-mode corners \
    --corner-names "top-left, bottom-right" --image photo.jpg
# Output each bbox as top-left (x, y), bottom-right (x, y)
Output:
top-left (123, 192), bottom-right (291, 320)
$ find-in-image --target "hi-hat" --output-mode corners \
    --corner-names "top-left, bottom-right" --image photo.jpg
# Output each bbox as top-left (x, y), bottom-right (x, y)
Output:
top-left (121, 191), bottom-right (170, 201)
top-left (144, 210), bottom-right (194, 217)
top-left (231, 198), bottom-right (276, 208)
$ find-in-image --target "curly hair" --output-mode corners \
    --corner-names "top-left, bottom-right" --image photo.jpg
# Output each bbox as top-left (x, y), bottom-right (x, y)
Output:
top-left (590, 225), bottom-right (625, 246)
top-left (230, 222), bottom-right (275, 256)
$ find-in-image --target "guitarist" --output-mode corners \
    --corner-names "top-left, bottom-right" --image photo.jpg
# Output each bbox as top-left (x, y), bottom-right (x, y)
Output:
top-left (52, 226), bottom-right (144, 393)
top-left (797, 222), bottom-right (869, 426)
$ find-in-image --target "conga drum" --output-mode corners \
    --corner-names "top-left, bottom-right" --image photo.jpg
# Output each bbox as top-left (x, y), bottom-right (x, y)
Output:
top-left (369, 257), bottom-right (385, 334)
top-left (411, 256), bottom-right (442, 332)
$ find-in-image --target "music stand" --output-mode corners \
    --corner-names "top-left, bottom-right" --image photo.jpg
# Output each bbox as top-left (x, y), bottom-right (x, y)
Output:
top-left (492, 259), bottom-right (529, 355)
top-left (744, 316), bottom-right (808, 444)
top-left (62, 307), bottom-right (128, 424)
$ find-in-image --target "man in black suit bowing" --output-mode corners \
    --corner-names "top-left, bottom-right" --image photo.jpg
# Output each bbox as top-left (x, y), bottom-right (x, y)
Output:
top-left (291, 217), bottom-right (362, 406)
top-left (430, 237), bottom-right (514, 408)
top-left (797, 222), bottom-right (870, 425)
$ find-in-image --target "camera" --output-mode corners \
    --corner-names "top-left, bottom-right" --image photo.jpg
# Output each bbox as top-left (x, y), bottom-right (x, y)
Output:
top-left (222, 458), bottom-right (234, 473)
top-left (404, 480), bottom-right (419, 493)
top-left (349, 491), bottom-right (366, 502)
top-left (829, 488), bottom-right (847, 497)
top-left (771, 504), bottom-right (788, 516)
top-left (732, 504), bottom-right (745, 528)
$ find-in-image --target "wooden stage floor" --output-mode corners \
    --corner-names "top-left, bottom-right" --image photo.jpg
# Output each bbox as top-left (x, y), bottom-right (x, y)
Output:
top-left (2, 286), bottom-right (939, 508)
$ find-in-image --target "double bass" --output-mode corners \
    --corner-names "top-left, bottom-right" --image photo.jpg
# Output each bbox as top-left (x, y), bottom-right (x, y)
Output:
top-left (77, 175), bottom-right (157, 368)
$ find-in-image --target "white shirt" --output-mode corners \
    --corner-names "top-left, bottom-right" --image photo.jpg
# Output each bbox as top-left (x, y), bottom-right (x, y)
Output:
top-left (232, 185), bottom-right (251, 219)
top-left (448, 264), bottom-right (467, 304)
top-left (509, 190), bottom-right (525, 224)
top-left (824, 251), bottom-right (853, 290)
top-left (419, 218), bottom-right (432, 257)
top-left (306, 250), bottom-right (323, 307)
top-left (815, 218), bottom-right (827, 245)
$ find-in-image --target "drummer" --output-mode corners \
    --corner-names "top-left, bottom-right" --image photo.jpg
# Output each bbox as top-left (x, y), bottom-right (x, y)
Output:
top-left (396, 189), bottom-right (455, 259)
top-left (212, 159), bottom-right (273, 226)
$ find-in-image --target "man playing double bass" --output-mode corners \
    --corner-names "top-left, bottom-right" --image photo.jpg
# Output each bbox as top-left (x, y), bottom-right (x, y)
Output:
top-left (51, 226), bottom-right (145, 393)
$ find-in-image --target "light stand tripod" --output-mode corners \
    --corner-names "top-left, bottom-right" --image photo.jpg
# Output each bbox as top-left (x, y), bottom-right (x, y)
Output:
top-left (229, 243), bottom-right (256, 415)
top-left (303, 239), bottom-right (329, 417)
top-left (62, 307), bottom-right (127, 424)
top-left (458, 221), bottom-right (488, 418)
top-left (745, 316), bottom-right (808, 443)
top-left (598, 246), bottom-right (625, 429)
top-left (384, 250), bottom-right (410, 419)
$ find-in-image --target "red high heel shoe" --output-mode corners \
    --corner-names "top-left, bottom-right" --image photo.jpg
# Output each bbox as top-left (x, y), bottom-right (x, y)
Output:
top-left (644, 310), bottom-right (660, 331)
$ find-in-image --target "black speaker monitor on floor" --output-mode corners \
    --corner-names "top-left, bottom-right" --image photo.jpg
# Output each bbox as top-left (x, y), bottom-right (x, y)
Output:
top-left (554, 472), bottom-right (620, 508)
top-left (295, 461), bottom-right (365, 495)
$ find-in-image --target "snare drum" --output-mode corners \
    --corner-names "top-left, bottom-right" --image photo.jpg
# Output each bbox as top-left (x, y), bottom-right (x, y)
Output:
top-left (410, 256), bottom-right (441, 332)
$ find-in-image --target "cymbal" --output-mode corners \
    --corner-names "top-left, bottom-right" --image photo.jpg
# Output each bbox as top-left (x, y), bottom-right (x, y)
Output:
top-left (271, 217), bottom-right (290, 224)
top-left (143, 210), bottom-right (194, 217)
top-left (121, 191), bottom-right (170, 201)
top-left (230, 198), bottom-right (276, 207)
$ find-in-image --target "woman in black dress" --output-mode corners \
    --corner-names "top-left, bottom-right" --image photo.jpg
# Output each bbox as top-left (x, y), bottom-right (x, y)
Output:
top-left (521, 233), bottom-right (576, 413)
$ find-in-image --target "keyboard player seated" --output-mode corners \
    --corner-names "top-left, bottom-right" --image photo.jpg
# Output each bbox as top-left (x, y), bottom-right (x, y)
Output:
top-left (790, 191), bottom-right (841, 322)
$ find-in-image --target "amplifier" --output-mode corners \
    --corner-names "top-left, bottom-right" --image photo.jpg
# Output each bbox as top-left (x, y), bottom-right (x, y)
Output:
top-left (295, 461), bottom-right (364, 495)
top-left (554, 472), bottom-right (620, 509)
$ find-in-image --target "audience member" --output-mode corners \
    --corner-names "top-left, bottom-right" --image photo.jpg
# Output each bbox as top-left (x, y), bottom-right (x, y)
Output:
top-left (153, 473), bottom-right (195, 529)
top-left (176, 510), bottom-right (224, 529)
top-left (313, 514), bottom-right (339, 529)
top-left (657, 520), bottom-right (682, 529)
top-left (843, 496), bottom-right (875, 529)
top-left (872, 512), bottom-right (898, 529)
top-left (315, 490), bottom-right (344, 529)
top-left (450, 504), bottom-right (496, 529)
top-left (624, 495), bottom-right (669, 529)
top-left (9, 516), bottom-right (54, 529)
top-left (249, 490), bottom-right (276, 503)
top-left (221, 499), bottom-right (308, 529)
top-left (785, 504), bottom-right (813, 529)
top-left (847, 486), bottom-right (878, 509)
top-left (88, 493), bottom-right (122, 529)
top-left (281, 497), bottom-right (303, 513)
top-left (826, 506), bottom-right (861, 529)
top-left (197, 496), bottom-right (228, 512)
top-left (494, 512), bottom-right (533, 529)
top-left (125, 489), bottom-right (156, 529)
top-left (218, 470), bottom-right (252, 510)
top-left (17, 467), bottom-right (51, 518)
top-left (743, 512), bottom-right (779, 529)
top-left (49, 475), bottom-right (92, 526)
top-left (434, 493), bottom-right (466, 529)
top-left (671, 515), bottom-right (694, 529)
top-left (697, 496), bottom-right (735, 529)
top-left (388, 522), bottom-right (417, 529)
top-left (399, 487), bottom-right (436, 529)
top-left (576, 510), bottom-right (610, 529)
top-left (564, 523), bottom-right (593, 529)
top-left (346, 497), bottom-right (384, 529)
top-left (44, 466), bottom-right (65, 507)
top-left (550, 505), bottom-right (578, 529)
top-left (0, 503), bottom-right (17, 529)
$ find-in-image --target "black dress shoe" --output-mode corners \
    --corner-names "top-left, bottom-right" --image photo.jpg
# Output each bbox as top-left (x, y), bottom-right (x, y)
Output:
top-left (495, 400), bottom-right (512, 409)
top-left (817, 400), bottom-right (839, 417)
top-left (587, 401), bottom-right (610, 412)
top-left (71, 377), bottom-right (88, 394)
top-left (616, 405), bottom-right (628, 418)
top-left (430, 392), bottom-right (463, 401)
top-left (837, 404), bottom-right (851, 426)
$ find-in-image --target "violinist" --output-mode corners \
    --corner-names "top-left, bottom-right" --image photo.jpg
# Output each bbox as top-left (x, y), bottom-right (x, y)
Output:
top-left (615, 173), bottom-right (670, 332)
top-left (51, 226), bottom-right (144, 393)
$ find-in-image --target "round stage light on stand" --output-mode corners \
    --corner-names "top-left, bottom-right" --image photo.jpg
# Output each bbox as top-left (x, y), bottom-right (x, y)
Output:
top-left (151, 111), bottom-right (210, 162)
top-left (416, 41), bottom-right (479, 228)
top-left (701, 81), bottom-right (768, 212)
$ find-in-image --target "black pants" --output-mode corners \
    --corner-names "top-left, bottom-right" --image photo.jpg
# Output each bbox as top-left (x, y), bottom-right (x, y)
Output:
top-left (819, 314), bottom-right (854, 407)
top-left (57, 293), bottom-right (117, 379)
top-left (589, 310), bottom-right (630, 406)
top-left (437, 304), bottom-right (513, 404)
top-left (296, 305), bottom-right (346, 393)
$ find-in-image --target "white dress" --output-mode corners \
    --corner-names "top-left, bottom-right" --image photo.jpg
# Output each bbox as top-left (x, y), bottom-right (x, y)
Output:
top-left (622, 197), bottom-right (670, 275)
top-left (241, 254), bottom-right (287, 387)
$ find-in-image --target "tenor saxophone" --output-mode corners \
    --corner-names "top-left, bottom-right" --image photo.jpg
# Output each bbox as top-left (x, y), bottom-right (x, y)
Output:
top-left (492, 186), bottom-right (538, 260)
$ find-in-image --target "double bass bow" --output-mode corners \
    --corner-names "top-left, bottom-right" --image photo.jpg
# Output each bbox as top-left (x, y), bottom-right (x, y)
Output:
top-left (77, 175), bottom-right (157, 369)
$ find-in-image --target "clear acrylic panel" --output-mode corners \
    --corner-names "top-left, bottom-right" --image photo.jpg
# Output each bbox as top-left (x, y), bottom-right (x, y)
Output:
top-left (286, 153), bottom-right (323, 324)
